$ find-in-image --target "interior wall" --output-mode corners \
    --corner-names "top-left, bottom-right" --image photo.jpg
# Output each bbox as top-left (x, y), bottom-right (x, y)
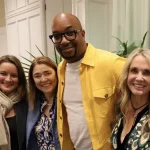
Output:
top-left (0, 27), bottom-right (7, 56)
top-left (0, 0), bottom-right (7, 56)
top-left (0, 0), bottom-right (5, 27)
top-left (45, 0), bottom-right (72, 59)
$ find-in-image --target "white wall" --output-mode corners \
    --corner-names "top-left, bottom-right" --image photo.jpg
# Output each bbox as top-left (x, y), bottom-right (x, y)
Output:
top-left (5, 0), bottom-right (46, 64)
top-left (74, 0), bottom-right (113, 50)
top-left (0, 27), bottom-right (8, 56)
top-left (0, 0), bottom-right (7, 56)
top-left (2, 0), bottom-right (150, 58)
top-left (45, 0), bottom-right (72, 59)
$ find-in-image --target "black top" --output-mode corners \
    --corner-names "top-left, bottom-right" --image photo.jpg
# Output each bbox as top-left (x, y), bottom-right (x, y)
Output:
top-left (116, 106), bottom-right (148, 150)
top-left (6, 115), bottom-right (19, 150)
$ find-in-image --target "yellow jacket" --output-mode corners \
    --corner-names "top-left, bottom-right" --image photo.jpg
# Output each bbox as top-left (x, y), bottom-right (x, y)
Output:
top-left (57, 43), bottom-right (125, 150)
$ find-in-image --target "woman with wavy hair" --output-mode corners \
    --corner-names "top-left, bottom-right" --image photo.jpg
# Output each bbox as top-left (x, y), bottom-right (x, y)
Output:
top-left (0, 55), bottom-right (28, 150)
top-left (111, 48), bottom-right (150, 149)
top-left (26, 56), bottom-right (60, 150)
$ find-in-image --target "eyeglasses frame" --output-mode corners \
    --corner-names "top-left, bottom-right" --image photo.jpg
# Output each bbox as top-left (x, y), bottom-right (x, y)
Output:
top-left (49, 29), bottom-right (82, 44)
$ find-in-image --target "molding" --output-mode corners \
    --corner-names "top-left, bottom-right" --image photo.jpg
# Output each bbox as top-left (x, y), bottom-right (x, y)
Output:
top-left (6, 5), bottom-right (39, 19)
top-left (16, 0), bottom-right (26, 9)
top-left (27, 0), bottom-right (39, 5)
top-left (5, 0), bottom-right (39, 19)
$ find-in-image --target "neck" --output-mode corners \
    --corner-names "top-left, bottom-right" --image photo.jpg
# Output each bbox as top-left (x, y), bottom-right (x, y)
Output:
top-left (44, 93), bottom-right (54, 104)
top-left (130, 94), bottom-right (148, 108)
top-left (129, 95), bottom-right (148, 114)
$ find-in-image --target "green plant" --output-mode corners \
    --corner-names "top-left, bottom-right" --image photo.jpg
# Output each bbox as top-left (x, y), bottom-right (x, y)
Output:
top-left (21, 45), bottom-right (62, 76)
top-left (112, 31), bottom-right (148, 57)
top-left (52, 46), bottom-right (62, 65)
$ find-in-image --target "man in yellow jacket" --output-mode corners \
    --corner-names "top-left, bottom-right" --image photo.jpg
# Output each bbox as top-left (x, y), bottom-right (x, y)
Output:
top-left (49, 13), bottom-right (125, 150)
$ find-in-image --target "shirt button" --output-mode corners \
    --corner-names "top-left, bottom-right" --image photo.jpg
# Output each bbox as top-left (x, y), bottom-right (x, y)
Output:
top-left (60, 134), bottom-right (62, 137)
top-left (105, 94), bottom-right (108, 98)
top-left (60, 116), bottom-right (62, 119)
top-left (61, 82), bottom-right (64, 85)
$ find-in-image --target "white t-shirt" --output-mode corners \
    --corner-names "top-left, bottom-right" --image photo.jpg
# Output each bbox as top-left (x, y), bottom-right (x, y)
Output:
top-left (63, 61), bottom-right (93, 150)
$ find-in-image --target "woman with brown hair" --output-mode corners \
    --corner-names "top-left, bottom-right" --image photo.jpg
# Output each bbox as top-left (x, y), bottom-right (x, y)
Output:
top-left (0, 55), bottom-right (28, 150)
top-left (26, 56), bottom-right (60, 150)
top-left (111, 48), bottom-right (150, 149)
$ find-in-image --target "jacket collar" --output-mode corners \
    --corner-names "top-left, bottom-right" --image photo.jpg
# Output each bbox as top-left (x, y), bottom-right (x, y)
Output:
top-left (26, 99), bottom-right (41, 147)
top-left (60, 43), bottom-right (96, 71)
top-left (81, 43), bottom-right (95, 67)
top-left (14, 100), bottom-right (28, 150)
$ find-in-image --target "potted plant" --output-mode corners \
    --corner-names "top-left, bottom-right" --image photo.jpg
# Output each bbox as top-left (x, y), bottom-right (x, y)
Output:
top-left (112, 31), bottom-right (148, 57)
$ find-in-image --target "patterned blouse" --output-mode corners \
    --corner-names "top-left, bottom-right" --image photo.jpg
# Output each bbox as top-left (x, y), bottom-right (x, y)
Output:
top-left (111, 106), bottom-right (150, 150)
top-left (35, 99), bottom-right (56, 150)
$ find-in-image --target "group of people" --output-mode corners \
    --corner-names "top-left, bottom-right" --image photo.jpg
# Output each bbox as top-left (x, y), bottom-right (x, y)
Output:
top-left (0, 12), bottom-right (149, 150)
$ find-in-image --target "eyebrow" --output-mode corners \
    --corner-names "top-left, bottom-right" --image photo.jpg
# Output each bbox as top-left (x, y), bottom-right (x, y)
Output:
top-left (52, 26), bottom-right (73, 34)
top-left (33, 70), bottom-right (50, 76)
top-left (130, 67), bottom-right (150, 71)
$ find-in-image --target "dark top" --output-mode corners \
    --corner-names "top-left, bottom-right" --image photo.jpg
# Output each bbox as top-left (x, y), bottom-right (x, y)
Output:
top-left (111, 106), bottom-right (150, 149)
top-left (117, 106), bottom-right (148, 149)
top-left (26, 93), bottom-right (60, 150)
top-left (6, 116), bottom-right (19, 150)
top-left (5, 100), bottom-right (28, 150)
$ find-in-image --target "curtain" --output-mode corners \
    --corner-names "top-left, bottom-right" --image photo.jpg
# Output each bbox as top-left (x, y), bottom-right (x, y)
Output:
top-left (110, 0), bottom-right (150, 51)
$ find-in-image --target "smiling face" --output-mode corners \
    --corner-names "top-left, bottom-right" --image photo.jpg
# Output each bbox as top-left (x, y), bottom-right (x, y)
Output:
top-left (32, 64), bottom-right (57, 96)
top-left (127, 55), bottom-right (150, 98)
top-left (52, 13), bottom-right (87, 63)
top-left (0, 62), bottom-right (19, 95)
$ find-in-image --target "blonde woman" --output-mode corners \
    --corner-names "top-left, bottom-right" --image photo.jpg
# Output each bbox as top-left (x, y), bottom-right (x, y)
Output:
top-left (111, 48), bottom-right (150, 149)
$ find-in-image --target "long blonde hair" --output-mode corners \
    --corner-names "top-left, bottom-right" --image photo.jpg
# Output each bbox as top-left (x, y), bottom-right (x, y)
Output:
top-left (119, 48), bottom-right (150, 114)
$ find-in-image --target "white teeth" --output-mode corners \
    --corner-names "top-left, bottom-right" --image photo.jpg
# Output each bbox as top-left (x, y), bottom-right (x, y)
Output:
top-left (134, 84), bottom-right (144, 88)
top-left (41, 84), bottom-right (50, 87)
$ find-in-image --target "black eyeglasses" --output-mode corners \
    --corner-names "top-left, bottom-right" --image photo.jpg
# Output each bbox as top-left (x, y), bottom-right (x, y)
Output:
top-left (49, 29), bottom-right (82, 44)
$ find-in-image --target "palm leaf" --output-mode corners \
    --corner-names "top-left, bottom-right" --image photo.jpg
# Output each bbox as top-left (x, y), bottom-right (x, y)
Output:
top-left (21, 62), bottom-right (30, 67)
top-left (25, 50), bottom-right (36, 59)
top-left (140, 31), bottom-right (148, 47)
top-left (35, 45), bottom-right (44, 56)
top-left (112, 36), bottom-right (122, 43)
top-left (21, 56), bottom-right (32, 63)
top-left (54, 46), bottom-right (62, 65)
top-left (126, 42), bottom-right (139, 55)
top-left (23, 67), bottom-right (30, 70)
top-left (122, 41), bottom-right (128, 56)
top-left (24, 70), bottom-right (29, 73)
top-left (113, 31), bottom-right (148, 57)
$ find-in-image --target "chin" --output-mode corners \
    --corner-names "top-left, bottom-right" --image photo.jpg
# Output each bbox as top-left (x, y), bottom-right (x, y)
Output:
top-left (43, 90), bottom-right (54, 94)
top-left (132, 91), bottom-right (145, 96)
top-left (2, 91), bottom-right (11, 95)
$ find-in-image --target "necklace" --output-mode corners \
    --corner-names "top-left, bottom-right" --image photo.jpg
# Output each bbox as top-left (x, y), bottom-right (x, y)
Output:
top-left (46, 103), bottom-right (52, 106)
top-left (130, 100), bottom-right (148, 113)
top-left (42, 95), bottom-right (53, 106)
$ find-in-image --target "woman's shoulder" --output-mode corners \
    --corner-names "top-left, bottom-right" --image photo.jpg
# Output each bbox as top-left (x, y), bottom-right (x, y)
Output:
top-left (15, 99), bottom-right (28, 108)
top-left (125, 110), bottom-right (149, 149)
top-left (111, 115), bottom-right (123, 149)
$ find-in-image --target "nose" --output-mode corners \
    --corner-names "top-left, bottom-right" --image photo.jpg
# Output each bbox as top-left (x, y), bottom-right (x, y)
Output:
top-left (61, 35), bottom-right (69, 44)
top-left (135, 73), bottom-right (144, 81)
top-left (40, 75), bottom-right (47, 82)
top-left (5, 75), bottom-right (12, 82)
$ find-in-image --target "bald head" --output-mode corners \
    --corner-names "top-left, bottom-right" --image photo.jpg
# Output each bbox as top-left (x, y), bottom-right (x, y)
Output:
top-left (52, 13), bottom-right (82, 32)
top-left (50, 13), bottom-right (87, 63)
